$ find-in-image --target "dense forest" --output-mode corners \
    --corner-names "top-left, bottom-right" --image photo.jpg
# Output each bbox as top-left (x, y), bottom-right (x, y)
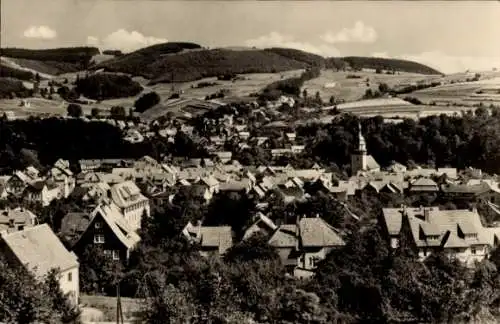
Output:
top-left (0, 64), bottom-right (34, 81)
top-left (0, 117), bottom-right (207, 173)
top-left (342, 56), bottom-right (442, 75)
top-left (0, 47), bottom-right (100, 64)
top-left (259, 68), bottom-right (322, 101)
top-left (0, 78), bottom-right (31, 99)
top-left (298, 109), bottom-right (500, 175)
top-left (75, 73), bottom-right (143, 100)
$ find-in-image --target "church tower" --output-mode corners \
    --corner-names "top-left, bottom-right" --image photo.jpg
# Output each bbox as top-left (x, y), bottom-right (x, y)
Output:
top-left (351, 123), bottom-right (368, 175)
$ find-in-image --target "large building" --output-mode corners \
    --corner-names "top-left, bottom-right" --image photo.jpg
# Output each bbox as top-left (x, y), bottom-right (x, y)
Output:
top-left (380, 206), bottom-right (500, 267)
top-left (109, 181), bottom-right (150, 230)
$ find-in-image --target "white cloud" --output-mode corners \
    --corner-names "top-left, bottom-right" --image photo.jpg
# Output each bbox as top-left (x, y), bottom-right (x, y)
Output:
top-left (23, 26), bottom-right (57, 39)
top-left (371, 52), bottom-right (389, 59)
top-left (372, 50), bottom-right (500, 74)
top-left (86, 36), bottom-right (100, 46)
top-left (321, 21), bottom-right (377, 44)
top-left (244, 31), bottom-right (340, 57)
top-left (87, 29), bottom-right (167, 52)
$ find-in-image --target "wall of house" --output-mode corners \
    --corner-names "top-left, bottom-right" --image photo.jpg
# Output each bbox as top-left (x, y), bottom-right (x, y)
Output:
top-left (301, 247), bottom-right (333, 270)
top-left (351, 153), bottom-right (367, 175)
top-left (123, 201), bottom-right (150, 231)
top-left (59, 266), bottom-right (79, 305)
top-left (418, 245), bottom-right (489, 267)
top-left (73, 214), bottom-right (130, 262)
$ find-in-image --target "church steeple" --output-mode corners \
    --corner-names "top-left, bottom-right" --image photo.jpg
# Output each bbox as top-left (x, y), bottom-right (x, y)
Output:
top-left (357, 123), bottom-right (367, 154)
top-left (351, 122), bottom-right (368, 175)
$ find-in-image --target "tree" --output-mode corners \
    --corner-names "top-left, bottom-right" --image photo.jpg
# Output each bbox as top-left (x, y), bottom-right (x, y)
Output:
top-left (329, 96), bottom-right (335, 105)
top-left (134, 92), bottom-right (161, 113)
top-left (67, 103), bottom-right (82, 118)
top-left (91, 107), bottom-right (100, 118)
top-left (110, 106), bottom-right (126, 120)
top-left (315, 91), bottom-right (322, 105)
top-left (303, 89), bottom-right (308, 99)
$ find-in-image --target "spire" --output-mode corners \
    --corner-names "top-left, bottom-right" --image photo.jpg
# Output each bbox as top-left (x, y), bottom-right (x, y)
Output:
top-left (358, 122), bottom-right (367, 154)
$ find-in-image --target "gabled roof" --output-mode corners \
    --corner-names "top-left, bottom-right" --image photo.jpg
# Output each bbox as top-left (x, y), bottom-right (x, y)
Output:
top-left (299, 217), bottom-right (345, 247)
top-left (110, 181), bottom-right (148, 208)
top-left (81, 203), bottom-right (141, 250)
top-left (0, 208), bottom-right (37, 225)
top-left (200, 226), bottom-right (233, 254)
top-left (1, 224), bottom-right (78, 277)
top-left (60, 212), bottom-right (91, 236)
top-left (381, 206), bottom-right (490, 248)
top-left (243, 213), bottom-right (277, 240)
top-left (268, 224), bottom-right (298, 248)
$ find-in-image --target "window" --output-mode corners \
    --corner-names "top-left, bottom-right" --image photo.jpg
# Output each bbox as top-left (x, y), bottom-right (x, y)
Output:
top-left (94, 234), bottom-right (105, 244)
top-left (471, 247), bottom-right (477, 255)
top-left (68, 272), bottom-right (72, 282)
top-left (112, 250), bottom-right (120, 260)
top-left (95, 221), bottom-right (102, 229)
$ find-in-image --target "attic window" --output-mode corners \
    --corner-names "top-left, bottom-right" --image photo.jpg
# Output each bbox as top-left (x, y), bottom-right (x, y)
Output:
top-left (465, 233), bottom-right (478, 239)
top-left (427, 235), bottom-right (440, 241)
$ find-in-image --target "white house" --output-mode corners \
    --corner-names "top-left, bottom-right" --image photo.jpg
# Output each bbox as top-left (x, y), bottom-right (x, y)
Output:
top-left (109, 181), bottom-right (150, 231)
top-left (0, 224), bottom-right (80, 305)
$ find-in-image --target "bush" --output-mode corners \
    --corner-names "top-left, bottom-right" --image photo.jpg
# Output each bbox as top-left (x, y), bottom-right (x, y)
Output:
top-left (134, 92), bottom-right (161, 113)
top-left (67, 103), bottom-right (83, 118)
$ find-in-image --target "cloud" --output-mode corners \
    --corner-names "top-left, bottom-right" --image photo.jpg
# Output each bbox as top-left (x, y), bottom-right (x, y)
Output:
top-left (372, 51), bottom-right (500, 74)
top-left (87, 29), bottom-right (167, 52)
top-left (86, 36), bottom-right (100, 46)
top-left (244, 32), bottom-right (340, 57)
top-left (321, 21), bottom-right (377, 44)
top-left (23, 26), bottom-right (57, 39)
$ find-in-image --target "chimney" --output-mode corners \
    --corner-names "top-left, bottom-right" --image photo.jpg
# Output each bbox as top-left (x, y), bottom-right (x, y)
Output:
top-left (423, 208), bottom-right (430, 222)
top-left (295, 215), bottom-right (302, 251)
top-left (316, 213), bottom-right (320, 218)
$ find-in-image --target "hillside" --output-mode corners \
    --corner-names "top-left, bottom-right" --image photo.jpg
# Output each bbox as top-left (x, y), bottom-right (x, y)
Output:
top-left (0, 64), bottom-right (34, 81)
top-left (1, 46), bottom-right (100, 75)
top-left (342, 56), bottom-right (442, 75)
top-left (1, 44), bottom-right (442, 84)
top-left (97, 47), bottom-right (309, 84)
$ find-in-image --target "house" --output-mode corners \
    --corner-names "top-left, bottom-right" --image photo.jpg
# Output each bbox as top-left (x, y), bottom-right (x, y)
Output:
top-left (72, 203), bottom-right (140, 262)
top-left (268, 215), bottom-right (345, 278)
top-left (5, 172), bottom-right (32, 196)
top-left (441, 182), bottom-right (500, 205)
top-left (48, 159), bottom-right (75, 198)
top-left (242, 213), bottom-right (278, 240)
top-left (182, 222), bottom-right (233, 257)
top-left (0, 176), bottom-right (10, 199)
top-left (380, 206), bottom-right (492, 267)
top-left (214, 151), bottom-right (232, 164)
top-left (0, 224), bottom-right (79, 305)
top-left (24, 180), bottom-right (62, 207)
top-left (0, 207), bottom-right (37, 233)
top-left (109, 181), bottom-right (150, 230)
top-left (409, 178), bottom-right (439, 193)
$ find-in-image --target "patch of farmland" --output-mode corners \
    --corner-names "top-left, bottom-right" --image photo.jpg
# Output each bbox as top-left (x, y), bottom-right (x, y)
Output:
top-left (149, 69), bottom-right (305, 100)
top-left (301, 70), bottom-right (442, 102)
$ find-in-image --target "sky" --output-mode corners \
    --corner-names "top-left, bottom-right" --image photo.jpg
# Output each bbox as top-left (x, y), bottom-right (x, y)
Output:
top-left (1, 0), bottom-right (500, 74)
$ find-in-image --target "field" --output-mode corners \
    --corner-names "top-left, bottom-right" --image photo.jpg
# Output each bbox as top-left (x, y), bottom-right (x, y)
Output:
top-left (301, 70), bottom-right (442, 102)
top-left (411, 72), bottom-right (500, 106)
top-left (80, 294), bottom-right (143, 322)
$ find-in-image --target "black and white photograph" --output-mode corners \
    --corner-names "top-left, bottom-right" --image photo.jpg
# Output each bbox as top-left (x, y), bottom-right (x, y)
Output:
top-left (0, 0), bottom-right (500, 323)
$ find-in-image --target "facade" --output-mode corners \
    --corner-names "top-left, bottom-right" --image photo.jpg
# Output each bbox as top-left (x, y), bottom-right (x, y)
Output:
top-left (109, 181), bottom-right (150, 230)
top-left (0, 224), bottom-right (80, 305)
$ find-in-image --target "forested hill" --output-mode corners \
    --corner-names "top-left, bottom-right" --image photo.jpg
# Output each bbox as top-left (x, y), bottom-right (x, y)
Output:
top-left (1, 43), bottom-right (442, 82)
top-left (342, 56), bottom-right (442, 75)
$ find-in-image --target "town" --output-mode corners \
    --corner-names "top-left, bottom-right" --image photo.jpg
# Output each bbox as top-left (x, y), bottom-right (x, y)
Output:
top-left (2, 1), bottom-right (500, 323)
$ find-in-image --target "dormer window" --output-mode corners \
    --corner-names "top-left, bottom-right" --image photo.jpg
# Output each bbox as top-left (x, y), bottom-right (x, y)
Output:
top-left (427, 235), bottom-right (440, 241)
